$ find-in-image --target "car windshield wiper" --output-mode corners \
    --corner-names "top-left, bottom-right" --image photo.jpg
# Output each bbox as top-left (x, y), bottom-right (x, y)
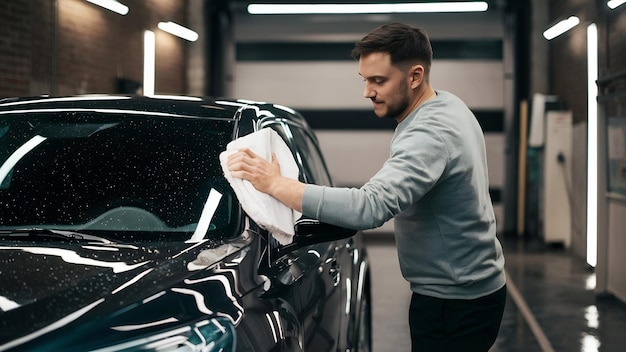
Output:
top-left (0, 228), bottom-right (113, 244)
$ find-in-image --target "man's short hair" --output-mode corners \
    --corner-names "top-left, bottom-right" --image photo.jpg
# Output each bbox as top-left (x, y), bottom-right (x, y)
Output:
top-left (351, 23), bottom-right (433, 73)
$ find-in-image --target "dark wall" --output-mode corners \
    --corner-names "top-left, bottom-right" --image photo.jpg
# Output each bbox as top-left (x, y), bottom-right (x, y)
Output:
top-left (0, 0), bottom-right (189, 98)
top-left (548, 0), bottom-right (626, 123)
top-left (605, 6), bottom-right (626, 74)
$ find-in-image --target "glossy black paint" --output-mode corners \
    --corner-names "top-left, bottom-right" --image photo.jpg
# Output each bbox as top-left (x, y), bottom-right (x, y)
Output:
top-left (0, 95), bottom-right (371, 352)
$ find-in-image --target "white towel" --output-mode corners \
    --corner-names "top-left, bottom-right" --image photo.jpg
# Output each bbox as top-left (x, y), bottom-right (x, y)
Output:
top-left (219, 129), bottom-right (301, 245)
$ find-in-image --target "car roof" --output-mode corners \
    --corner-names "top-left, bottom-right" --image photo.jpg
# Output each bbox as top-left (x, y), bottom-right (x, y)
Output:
top-left (0, 94), bottom-right (317, 148)
top-left (0, 95), bottom-right (233, 117)
top-left (0, 94), bottom-right (311, 130)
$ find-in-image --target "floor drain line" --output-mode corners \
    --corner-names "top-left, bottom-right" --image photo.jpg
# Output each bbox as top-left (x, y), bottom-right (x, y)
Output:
top-left (505, 270), bottom-right (556, 352)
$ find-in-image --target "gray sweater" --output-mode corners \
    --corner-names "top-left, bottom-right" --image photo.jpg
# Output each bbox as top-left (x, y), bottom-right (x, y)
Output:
top-left (302, 90), bottom-right (506, 299)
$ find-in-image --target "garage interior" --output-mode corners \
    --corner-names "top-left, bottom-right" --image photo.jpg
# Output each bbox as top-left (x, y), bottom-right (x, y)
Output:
top-left (1, 0), bottom-right (626, 351)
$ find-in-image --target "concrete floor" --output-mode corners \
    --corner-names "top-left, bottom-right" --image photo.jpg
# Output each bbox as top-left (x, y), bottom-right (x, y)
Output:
top-left (365, 233), bottom-right (626, 352)
top-left (367, 236), bottom-right (412, 352)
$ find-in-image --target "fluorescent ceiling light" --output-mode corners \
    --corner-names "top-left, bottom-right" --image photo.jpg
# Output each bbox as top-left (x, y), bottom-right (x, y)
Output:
top-left (586, 23), bottom-right (598, 268)
top-left (143, 30), bottom-right (155, 96)
top-left (607, 0), bottom-right (626, 9)
top-left (86, 0), bottom-right (128, 15)
top-left (543, 16), bottom-right (580, 40)
top-left (157, 21), bottom-right (199, 42)
top-left (247, 2), bottom-right (488, 14)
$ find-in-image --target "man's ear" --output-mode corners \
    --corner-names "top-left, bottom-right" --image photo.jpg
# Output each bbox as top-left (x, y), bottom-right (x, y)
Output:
top-left (409, 64), bottom-right (425, 88)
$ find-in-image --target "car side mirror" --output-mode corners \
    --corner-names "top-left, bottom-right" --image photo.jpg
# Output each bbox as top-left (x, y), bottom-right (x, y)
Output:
top-left (272, 218), bottom-right (357, 257)
top-left (294, 218), bottom-right (357, 247)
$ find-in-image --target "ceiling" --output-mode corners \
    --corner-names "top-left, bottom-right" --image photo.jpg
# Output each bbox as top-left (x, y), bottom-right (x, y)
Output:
top-left (227, 0), bottom-right (526, 43)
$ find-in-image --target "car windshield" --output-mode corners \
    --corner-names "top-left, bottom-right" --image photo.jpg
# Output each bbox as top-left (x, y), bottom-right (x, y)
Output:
top-left (0, 111), bottom-right (239, 242)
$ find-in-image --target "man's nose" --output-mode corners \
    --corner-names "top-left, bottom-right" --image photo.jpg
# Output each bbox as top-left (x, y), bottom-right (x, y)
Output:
top-left (363, 83), bottom-right (375, 99)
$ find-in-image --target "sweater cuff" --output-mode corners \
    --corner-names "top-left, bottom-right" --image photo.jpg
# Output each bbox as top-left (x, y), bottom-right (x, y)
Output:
top-left (302, 184), bottom-right (325, 219)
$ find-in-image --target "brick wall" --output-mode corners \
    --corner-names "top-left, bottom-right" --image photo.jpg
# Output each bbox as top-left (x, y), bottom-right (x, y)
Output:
top-left (0, 0), bottom-right (189, 98)
top-left (30, 0), bottom-right (56, 95)
top-left (0, 1), bottom-right (32, 97)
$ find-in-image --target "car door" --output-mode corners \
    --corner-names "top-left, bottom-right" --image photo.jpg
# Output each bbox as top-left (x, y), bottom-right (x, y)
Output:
top-left (263, 120), bottom-right (352, 351)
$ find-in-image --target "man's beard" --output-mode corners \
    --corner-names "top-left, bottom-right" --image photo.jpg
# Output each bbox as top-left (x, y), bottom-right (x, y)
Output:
top-left (382, 94), bottom-right (410, 120)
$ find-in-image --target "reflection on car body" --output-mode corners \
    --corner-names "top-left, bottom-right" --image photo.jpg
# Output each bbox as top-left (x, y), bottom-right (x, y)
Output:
top-left (0, 95), bottom-right (372, 352)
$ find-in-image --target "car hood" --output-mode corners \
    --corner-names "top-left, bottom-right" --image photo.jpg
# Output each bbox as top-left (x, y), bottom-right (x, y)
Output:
top-left (0, 241), bottom-right (163, 307)
top-left (0, 235), bottom-right (256, 351)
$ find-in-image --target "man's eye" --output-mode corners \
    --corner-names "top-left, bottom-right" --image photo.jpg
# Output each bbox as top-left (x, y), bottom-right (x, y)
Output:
top-left (363, 77), bottom-right (385, 85)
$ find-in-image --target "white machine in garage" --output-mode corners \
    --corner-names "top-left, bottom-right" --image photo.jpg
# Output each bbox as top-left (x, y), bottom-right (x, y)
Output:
top-left (528, 93), bottom-right (573, 247)
top-left (542, 110), bottom-right (573, 247)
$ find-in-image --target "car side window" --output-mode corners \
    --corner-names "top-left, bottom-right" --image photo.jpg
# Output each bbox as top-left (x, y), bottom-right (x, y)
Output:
top-left (287, 127), bottom-right (333, 187)
top-left (267, 123), bottom-right (332, 187)
top-left (267, 125), bottom-right (307, 184)
top-left (264, 122), bottom-right (335, 265)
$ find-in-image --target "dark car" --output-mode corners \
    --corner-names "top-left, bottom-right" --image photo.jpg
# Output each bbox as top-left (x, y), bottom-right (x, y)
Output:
top-left (0, 95), bottom-right (372, 352)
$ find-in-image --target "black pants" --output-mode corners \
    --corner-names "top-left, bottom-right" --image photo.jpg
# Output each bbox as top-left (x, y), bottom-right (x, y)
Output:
top-left (409, 285), bottom-right (507, 352)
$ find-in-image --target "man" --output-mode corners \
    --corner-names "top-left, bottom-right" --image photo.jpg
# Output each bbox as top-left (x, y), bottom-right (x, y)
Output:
top-left (227, 23), bottom-right (506, 351)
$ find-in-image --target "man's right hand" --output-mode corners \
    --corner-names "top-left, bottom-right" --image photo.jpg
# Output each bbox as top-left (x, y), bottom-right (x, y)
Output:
top-left (227, 148), bottom-right (306, 212)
